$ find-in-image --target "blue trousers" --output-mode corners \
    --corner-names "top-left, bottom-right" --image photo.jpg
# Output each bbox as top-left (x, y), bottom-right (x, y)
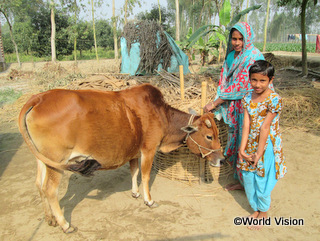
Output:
top-left (241, 137), bottom-right (277, 212)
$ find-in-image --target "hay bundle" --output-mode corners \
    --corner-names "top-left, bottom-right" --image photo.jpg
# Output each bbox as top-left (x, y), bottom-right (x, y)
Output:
top-left (123, 20), bottom-right (173, 74)
top-left (153, 118), bottom-right (232, 184)
top-left (278, 88), bottom-right (320, 134)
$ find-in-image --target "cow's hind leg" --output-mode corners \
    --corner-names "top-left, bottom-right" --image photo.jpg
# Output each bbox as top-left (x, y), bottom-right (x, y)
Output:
top-left (129, 158), bottom-right (140, 198)
top-left (36, 159), bottom-right (57, 226)
top-left (36, 160), bottom-right (76, 233)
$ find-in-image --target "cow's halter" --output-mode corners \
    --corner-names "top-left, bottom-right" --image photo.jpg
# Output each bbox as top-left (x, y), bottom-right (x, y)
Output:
top-left (183, 115), bottom-right (223, 158)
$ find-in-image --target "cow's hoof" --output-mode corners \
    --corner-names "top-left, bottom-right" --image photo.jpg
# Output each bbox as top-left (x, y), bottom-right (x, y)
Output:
top-left (63, 224), bottom-right (78, 234)
top-left (132, 192), bottom-right (141, 199)
top-left (47, 217), bottom-right (58, 227)
top-left (144, 200), bottom-right (159, 208)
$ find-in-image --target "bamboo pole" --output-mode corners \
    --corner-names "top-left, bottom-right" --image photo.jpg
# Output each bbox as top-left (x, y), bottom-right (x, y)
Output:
top-left (179, 65), bottom-right (185, 101)
top-left (200, 81), bottom-right (207, 115)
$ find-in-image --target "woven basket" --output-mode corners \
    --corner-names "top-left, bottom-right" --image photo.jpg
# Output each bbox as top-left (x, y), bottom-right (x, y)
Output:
top-left (153, 118), bottom-right (233, 184)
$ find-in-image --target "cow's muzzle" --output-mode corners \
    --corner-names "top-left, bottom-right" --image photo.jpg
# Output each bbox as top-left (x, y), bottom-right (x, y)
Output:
top-left (209, 157), bottom-right (226, 167)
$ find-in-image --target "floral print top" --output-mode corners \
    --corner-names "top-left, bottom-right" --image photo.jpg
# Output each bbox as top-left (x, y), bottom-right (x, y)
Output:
top-left (238, 91), bottom-right (287, 179)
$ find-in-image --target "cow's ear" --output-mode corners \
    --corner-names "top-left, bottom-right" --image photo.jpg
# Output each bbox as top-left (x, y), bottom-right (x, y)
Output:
top-left (181, 125), bottom-right (198, 134)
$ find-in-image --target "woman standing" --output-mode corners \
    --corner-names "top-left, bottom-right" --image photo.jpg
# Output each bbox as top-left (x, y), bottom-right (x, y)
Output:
top-left (204, 22), bottom-right (265, 190)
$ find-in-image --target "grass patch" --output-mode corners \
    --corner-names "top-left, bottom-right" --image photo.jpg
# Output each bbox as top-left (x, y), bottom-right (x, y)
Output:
top-left (0, 88), bottom-right (23, 107)
top-left (5, 47), bottom-right (118, 63)
top-left (254, 42), bottom-right (316, 53)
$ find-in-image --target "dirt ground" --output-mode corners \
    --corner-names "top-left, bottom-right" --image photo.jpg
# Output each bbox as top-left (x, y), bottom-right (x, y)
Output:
top-left (0, 53), bottom-right (320, 241)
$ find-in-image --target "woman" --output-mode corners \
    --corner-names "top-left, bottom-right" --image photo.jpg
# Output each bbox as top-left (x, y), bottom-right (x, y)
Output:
top-left (204, 22), bottom-right (265, 191)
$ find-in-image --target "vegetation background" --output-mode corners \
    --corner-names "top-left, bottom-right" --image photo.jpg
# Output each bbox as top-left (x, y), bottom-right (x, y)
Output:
top-left (1, 0), bottom-right (319, 63)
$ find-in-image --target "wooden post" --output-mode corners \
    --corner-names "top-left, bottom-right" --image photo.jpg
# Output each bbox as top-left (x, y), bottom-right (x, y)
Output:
top-left (179, 65), bottom-right (185, 101)
top-left (200, 81), bottom-right (207, 115)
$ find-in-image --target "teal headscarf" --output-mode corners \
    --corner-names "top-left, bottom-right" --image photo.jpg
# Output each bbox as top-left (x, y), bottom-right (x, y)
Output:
top-left (215, 22), bottom-right (264, 125)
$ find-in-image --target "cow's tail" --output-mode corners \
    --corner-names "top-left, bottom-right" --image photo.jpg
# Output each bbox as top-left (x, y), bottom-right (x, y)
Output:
top-left (18, 104), bottom-right (68, 172)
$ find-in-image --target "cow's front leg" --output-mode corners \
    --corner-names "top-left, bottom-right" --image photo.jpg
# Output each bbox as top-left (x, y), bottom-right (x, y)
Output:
top-left (140, 150), bottom-right (158, 208)
top-left (129, 158), bottom-right (140, 198)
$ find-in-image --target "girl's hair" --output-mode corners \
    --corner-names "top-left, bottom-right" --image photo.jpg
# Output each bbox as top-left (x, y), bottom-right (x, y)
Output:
top-left (249, 60), bottom-right (275, 80)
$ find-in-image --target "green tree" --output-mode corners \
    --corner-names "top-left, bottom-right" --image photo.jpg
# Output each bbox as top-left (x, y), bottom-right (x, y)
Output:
top-left (112, 0), bottom-right (118, 60)
top-left (50, 0), bottom-right (56, 62)
top-left (95, 20), bottom-right (113, 49)
top-left (91, 0), bottom-right (99, 61)
top-left (123, 0), bottom-right (141, 25)
top-left (76, 20), bottom-right (94, 58)
top-left (175, 0), bottom-right (179, 41)
top-left (0, 0), bottom-right (21, 66)
top-left (277, 0), bottom-right (318, 76)
top-left (263, 0), bottom-right (271, 51)
top-left (137, 4), bottom-right (174, 35)
top-left (30, 6), bottom-right (73, 58)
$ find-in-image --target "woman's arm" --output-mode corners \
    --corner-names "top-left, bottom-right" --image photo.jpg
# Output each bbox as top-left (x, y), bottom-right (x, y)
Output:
top-left (203, 98), bottom-right (226, 112)
top-left (238, 108), bottom-right (252, 163)
top-left (252, 112), bottom-right (277, 167)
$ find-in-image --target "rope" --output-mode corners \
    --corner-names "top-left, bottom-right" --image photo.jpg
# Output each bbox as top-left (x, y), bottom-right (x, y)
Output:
top-left (183, 115), bottom-right (222, 158)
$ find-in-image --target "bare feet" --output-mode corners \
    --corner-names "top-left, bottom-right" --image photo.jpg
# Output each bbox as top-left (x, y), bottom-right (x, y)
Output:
top-left (224, 183), bottom-right (244, 191)
top-left (248, 211), bottom-right (267, 230)
top-left (248, 211), bottom-right (260, 219)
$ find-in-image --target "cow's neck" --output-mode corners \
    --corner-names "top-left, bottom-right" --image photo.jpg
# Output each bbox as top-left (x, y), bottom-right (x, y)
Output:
top-left (158, 107), bottom-right (199, 153)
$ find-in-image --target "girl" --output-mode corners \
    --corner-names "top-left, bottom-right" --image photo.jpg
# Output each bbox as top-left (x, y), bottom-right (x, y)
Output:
top-left (238, 60), bottom-right (287, 230)
top-left (204, 22), bottom-right (265, 191)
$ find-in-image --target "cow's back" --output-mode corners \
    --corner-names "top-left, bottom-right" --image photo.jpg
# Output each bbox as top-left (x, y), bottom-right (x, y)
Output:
top-left (20, 86), bottom-right (166, 168)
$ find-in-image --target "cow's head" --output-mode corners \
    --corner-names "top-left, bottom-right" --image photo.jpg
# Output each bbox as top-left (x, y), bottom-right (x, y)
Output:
top-left (181, 113), bottom-right (225, 166)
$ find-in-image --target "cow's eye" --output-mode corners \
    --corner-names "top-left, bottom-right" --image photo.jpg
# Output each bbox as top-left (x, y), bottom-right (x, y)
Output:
top-left (206, 135), bottom-right (213, 141)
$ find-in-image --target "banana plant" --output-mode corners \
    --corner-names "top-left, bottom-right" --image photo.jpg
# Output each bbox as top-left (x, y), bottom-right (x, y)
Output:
top-left (187, 0), bottom-right (262, 63)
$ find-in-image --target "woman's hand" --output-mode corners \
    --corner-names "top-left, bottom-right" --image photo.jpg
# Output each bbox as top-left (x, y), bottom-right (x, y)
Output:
top-left (203, 102), bottom-right (216, 113)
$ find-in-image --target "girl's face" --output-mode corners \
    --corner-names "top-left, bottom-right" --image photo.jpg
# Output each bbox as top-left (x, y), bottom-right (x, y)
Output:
top-left (231, 30), bottom-right (244, 53)
top-left (250, 73), bottom-right (273, 95)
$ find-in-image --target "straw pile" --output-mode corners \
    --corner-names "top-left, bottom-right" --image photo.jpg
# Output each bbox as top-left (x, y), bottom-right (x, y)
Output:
top-left (277, 87), bottom-right (320, 134)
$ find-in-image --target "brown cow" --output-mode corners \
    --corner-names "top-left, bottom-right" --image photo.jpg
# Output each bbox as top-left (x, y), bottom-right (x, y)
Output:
top-left (18, 83), bottom-right (224, 233)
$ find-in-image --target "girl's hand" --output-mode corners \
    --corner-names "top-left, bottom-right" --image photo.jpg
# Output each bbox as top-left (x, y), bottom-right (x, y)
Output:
top-left (203, 102), bottom-right (216, 113)
top-left (238, 150), bottom-right (253, 164)
top-left (251, 153), bottom-right (262, 167)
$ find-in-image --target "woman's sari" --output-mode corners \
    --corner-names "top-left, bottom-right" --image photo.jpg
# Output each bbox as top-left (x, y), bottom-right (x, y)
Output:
top-left (214, 22), bottom-right (264, 185)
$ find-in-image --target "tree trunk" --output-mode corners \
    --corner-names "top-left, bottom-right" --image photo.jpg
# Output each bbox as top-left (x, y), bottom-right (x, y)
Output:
top-left (91, 0), bottom-right (99, 61)
top-left (301, 0), bottom-right (308, 76)
top-left (158, 0), bottom-right (161, 24)
top-left (50, 0), bottom-right (56, 62)
top-left (73, 0), bottom-right (78, 64)
top-left (263, 0), bottom-right (271, 52)
top-left (74, 38), bottom-right (77, 63)
top-left (245, 0), bottom-right (249, 22)
top-left (124, 0), bottom-right (128, 26)
top-left (1, 9), bottom-right (21, 67)
top-left (175, 0), bottom-right (180, 41)
top-left (112, 0), bottom-right (118, 60)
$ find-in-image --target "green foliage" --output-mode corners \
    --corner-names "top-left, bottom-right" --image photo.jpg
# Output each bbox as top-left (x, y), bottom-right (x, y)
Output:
top-left (228, 5), bottom-right (262, 29)
top-left (136, 4), bottom-right (175, 35)
top-left (95, 20), bottom-right (114, 49)
top-left (185, 2), bottom-right (262, 65)
top-left (0, 88), bottom-right (22, 107)
top-left (30, 6), bottom-right (74, 58)
top-left (4, 47), bottom-right (116, 63)
top-left (219, 0), bottom-right (231, 26)
top-left (176, 27), bottom-right (194, 51)
top-left (254, 42), bottom-right (316, 52)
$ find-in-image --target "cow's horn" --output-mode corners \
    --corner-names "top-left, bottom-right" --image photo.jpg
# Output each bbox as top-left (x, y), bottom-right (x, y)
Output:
top-left (205, 119), bottom-right (212, 128)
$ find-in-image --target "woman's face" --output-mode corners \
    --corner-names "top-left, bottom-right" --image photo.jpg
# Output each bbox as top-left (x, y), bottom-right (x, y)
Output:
top-left (231, 30), bottom-right (244, 53)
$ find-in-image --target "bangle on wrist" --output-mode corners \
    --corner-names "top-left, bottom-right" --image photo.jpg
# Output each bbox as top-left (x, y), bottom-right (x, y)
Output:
top-left (212, 102), bottom-right (216, 109)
